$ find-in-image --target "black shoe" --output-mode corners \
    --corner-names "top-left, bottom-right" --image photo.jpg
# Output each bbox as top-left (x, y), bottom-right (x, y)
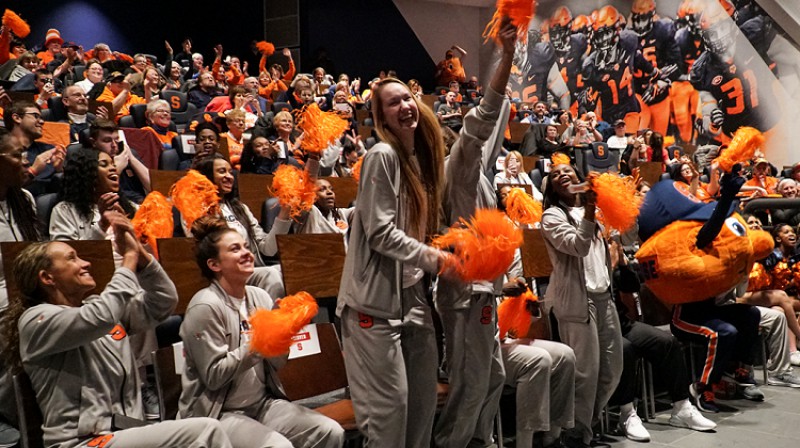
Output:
top-left (690, 382), bottom-right (720, 413)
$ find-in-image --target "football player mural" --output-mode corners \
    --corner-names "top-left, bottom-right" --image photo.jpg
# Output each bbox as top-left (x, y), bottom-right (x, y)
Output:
top-left (505, 0), bottom-right (799, 166)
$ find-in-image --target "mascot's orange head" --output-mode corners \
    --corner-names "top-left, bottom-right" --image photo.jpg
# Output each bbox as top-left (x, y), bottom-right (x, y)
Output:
top-left (635, 180), bottom-right (773, 305)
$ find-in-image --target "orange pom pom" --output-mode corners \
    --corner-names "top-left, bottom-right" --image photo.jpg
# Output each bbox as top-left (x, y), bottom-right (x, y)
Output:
top-left (249, 291), bottom-right (319, 357)
top-left (271, 164), bottom-right (317, 219)
top-left (590, 173), bottom-right (641, 232)
top-left (169, 170), bottom-right (220, 230)
top-left (351, 156), bottom-right (364, 183)
top-left (255, 41), bottom-right (275, 57)
top-left (2, 9), bottom-right (30, 38)
top-left (506, 187), bottom-right (542, 225)
top-left (498, 289), bottom-right (538, 339)
top-left (713, 126), bottom-right (765, 172)
top-left (747, 262), bottom-right (771, 292)
top-left (551, 152), bottom-right (571, 166)
top-left (131, 192), bottom-right (173, 259)
top-left (771, 261), bottom-right (792, 291)
top-left (432, 209), bottom-right (523, 282)
top-left (296, 103), bottom-right (350, 154)
top-left (483, 0), bottom-right (537, 44)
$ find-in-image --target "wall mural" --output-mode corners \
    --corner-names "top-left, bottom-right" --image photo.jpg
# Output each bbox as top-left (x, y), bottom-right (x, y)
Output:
top-left (508, 0), bottom-right (800, 164)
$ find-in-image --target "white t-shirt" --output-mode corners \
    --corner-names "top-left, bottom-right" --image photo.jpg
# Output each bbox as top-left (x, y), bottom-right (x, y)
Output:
top-left (607, 135), bottom-right (628, 151)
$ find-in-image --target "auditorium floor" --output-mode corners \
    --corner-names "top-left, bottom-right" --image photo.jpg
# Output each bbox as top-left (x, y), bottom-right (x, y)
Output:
top-left (494, 366), bottom-right (800, 448)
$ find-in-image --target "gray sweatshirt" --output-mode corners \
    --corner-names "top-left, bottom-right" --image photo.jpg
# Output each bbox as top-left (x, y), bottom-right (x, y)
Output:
top-left (19, 260), bottom-right (178, 448)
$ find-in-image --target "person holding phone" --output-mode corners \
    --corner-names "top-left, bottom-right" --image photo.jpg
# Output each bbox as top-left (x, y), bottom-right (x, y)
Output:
top-left (541, 163), bottom-right (623, 447)
top-left (4, 101), bottom-right (66, 198)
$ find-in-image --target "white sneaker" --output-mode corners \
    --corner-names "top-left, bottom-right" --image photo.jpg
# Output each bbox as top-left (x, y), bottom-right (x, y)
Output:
top-left (790, 351), bottom-right (800, 367)
top-left (618, 410), bottom-right (650, 442)
top-left (669, 404), bottom-right (717, 432)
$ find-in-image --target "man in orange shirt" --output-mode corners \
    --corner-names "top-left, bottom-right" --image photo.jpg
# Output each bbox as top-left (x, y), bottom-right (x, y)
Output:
top-left (435, 45), bottom-right (467, 86)
top-left (36, 28), bottom-right (63, 65)
top-left (96, 72), bottom-right (150, 121)
top-left (742, 158), bottom-right (779, 197)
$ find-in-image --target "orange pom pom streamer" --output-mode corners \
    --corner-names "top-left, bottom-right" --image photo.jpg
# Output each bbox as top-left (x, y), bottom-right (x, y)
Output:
top-left (432, 209), bottom-right (523, 282)
top-left (2, 9), bottom-right (30, 38)
top-left (271, 164), bottom-right (317, 219)
top-left (483, 0), bottom-right (537, 44)
top-left (255, 41), bottom-right (275, 56)
top-left (551, 152), bottom-right (570, 166)
top-left (131, 192), bottom-right (173, 259)
top-left (506, 187), bottom-right (542, 225)
top-left (747, 262), bottom-right (771, 292)
top-left (498, 289), bottom-right (538, 339)
top-left (589, 173), bottom-right (641, 233)
top-left (169, 170), bottom-right (220, 230)
top-left (351, 156), bottom-right (364, 184)
top-left (771, 261), bottom-right (792, 291)
top-left (296, 103), bottom-right (349, 154)
top-left (249, 291), bottom-right (319, 357)
top-left (713, 126), bottom-right (765, 173)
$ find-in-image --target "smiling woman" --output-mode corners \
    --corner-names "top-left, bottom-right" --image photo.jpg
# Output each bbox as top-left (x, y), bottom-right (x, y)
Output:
top-left (49, 147), bottom-right (137, 245)
top-left (177, 215), bottom-right (344, 447)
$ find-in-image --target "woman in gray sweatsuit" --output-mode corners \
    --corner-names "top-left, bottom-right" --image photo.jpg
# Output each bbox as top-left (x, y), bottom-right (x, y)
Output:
top-left (335, 76), bottom-right (453, 448)
top-left (433, 19), bottom-right (519, 448)
top-left (540, 164), bottom-right (623, 448)
top-left (178, 216), bottom-right (343, 448)
top-left (1, 216), bottom-right (231, 448)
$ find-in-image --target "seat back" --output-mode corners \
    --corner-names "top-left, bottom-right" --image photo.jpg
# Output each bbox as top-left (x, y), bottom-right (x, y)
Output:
top-left (74, 65), bottom-right (85, 81)
top-left (35, 193), bottom-right (60, 239)
top-left (277, 234), bottom-right (346, 298)
top-left (45, 96), bottom-right (68, 122)
top-left (157, 238), bottom-right (209, 314)
top-left (434, 85), bottom-right (448, 95)
top-left (520, 228), bottom-right (553, 278)
top-left (128, 103), bottom-right (148, 128)
top-left (271, 101), bottom-right (292, 113)
top-left (668, 145), bottom-right (684, 161)
top-left (152, 344), bottom-right (183, 421)
top-left (582, 142), bottom-right (619, 174)
top-left (13, 372), bottom-right (44, 448)
top-left (277, 323), bottom-right (348, 401)
top-left (161, 90), bottom-right (198, 126)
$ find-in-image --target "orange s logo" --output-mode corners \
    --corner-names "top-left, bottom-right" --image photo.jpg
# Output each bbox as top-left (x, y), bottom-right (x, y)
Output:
top-left (596, 145), bottom-right (605, 157)
top-left (109, 324), bottom-right (127, 341)
top-left (170, 95), bottom-right (181, 110)
top-left (88, 434), bottom-right (114, 447)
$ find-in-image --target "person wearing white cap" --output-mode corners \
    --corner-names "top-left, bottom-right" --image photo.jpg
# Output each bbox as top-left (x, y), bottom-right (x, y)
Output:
top-left (36, 28), bottom-right (63, 65)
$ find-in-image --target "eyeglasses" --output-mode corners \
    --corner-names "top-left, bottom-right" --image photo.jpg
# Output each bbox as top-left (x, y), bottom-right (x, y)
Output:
top-left (38, 78), bottom-right (54, 84)
top-left (68, 93), bottom-right (88, 99)
top-left (19, 112), bottom-right (42, 120)
top-left (154, 109), bottom-right (171, 115)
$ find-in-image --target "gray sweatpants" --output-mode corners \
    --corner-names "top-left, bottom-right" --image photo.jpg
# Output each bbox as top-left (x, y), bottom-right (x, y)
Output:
top-left (434, 292), bottom-right (505, 448)
top-left (501, 338), bottom-right (576, 436)
top-left (341, 282), bottom-right (438, 448)
top-left (557, 292), bottom-right (623, 444)
top-left (84, 417), bottom-right (232, 447)
top-left (218, 398), bottom-right (344, 448)
top-left (758, 306), bottom-right (792, 375)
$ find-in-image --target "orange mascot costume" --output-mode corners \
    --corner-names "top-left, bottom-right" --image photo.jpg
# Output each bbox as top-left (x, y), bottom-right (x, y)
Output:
top-left (634, 167), bottom-right (773, 412)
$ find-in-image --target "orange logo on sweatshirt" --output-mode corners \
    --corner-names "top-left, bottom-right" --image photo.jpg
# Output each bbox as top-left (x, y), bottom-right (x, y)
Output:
top-left (109, 324), bottom-right (127, 341)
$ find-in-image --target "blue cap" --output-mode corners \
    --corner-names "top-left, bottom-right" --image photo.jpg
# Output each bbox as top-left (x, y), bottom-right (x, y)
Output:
top-left (638, 180), bottom-right (736, 241)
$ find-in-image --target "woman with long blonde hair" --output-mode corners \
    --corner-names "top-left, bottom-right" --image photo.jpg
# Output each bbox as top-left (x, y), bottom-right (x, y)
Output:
top-left (336, 75), bottom-right (454, 447)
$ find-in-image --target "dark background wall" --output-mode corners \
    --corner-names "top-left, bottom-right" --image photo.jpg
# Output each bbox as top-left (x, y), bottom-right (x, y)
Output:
top-left (6, 0), bottom-right (436, 86)
top-left (300, 0), bottom-right (436, 86)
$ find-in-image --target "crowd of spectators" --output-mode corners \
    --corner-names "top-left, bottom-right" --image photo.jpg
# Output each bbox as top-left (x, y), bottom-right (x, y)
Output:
top-left (0, 17), bottom-right (798, 448)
